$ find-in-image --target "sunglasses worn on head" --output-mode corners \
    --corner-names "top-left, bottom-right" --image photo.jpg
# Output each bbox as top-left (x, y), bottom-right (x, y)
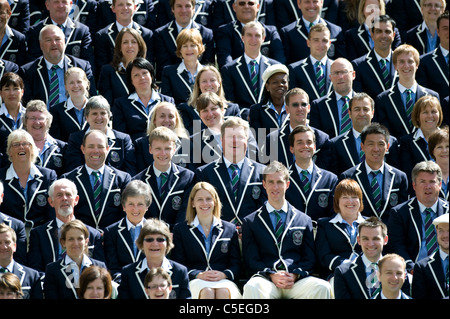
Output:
top-left (143, 237), bottom-right (167, 243)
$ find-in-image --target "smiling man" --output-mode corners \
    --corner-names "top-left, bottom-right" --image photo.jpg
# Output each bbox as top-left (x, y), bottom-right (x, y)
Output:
top-left (388, 160), bottom-right (448, 273)
top-left (62, 129), bottom-right (131, 230)
top-left (373, 254), bottom-right (411, 299)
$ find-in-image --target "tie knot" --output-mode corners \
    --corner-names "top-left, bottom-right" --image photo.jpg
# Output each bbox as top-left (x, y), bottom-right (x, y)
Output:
top-left (371, 170), bottom-right (381, 177)
top-left (425, 207), bottom-right (434, 215)
top-left (405, 89), bottom-right (412, 95)
top-left (52, 65), bottom-right (59, 71)
top-left (231, 164), bottom-right (239, 171)
top-left (342, 95), bottom-right (349, 102)
top-left (91, 171), bottom-right (99, 177)
top-left (301, 170), bottom-right (309, 177)
top-left (250, 59), bottom-right (257, 66)
top-left (315, 61), bottom-right (322, 68)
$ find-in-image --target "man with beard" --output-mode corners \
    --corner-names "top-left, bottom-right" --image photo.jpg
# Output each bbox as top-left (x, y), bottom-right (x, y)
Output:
top-left (27, 178), bottom-right (105, 274)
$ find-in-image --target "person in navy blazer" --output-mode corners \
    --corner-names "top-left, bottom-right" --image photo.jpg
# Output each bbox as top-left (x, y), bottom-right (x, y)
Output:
top-left (156, 0), bottom-right (214, 31)
top-left (27, 179), bottom-right (104, 274)
top-left (280, 0), bottom-right (345, 65)
top-left (19, 25), bottom-right (97, 107)
top-left (214, 1), bottom-right (284, 68)
top-left (351, 15), bottom-right (399, 101)
top-left (287, 23), bottom-right (334, 103)
top-left (0, 129), bottom-right (58, 230)
top-left (310, 58), bottom-right (358, 139)
top-left (221, 21), bottom-right (281, 119)
top-left (97, 0), bottom-right (155, 32)
top-left (117, 218), bottom-right (191, 299)
top-left (61, 130), bottom-right (132, 231)
top-left (152, 0), bottom-right (215, 80)
top-left (171, 181), bottom-right (242, 299)
top-left (339, 123), bottom-right (409, 224)
top-left (388, 160), bottom-right (449, 273)
top-left (195, 117), bottom-right (267, 226)
top-left (412, 213), bottom-right (449, 299)
top-left (4, 0), bottom-right (29, 35)
top-left (112, 58), bottom-right (175, 142)
top-left (0, 0), bottom-right (27, 66)
top-left (428, 128), bottom-right (449, 202)
top-left (416, 11), bottom-right (449, 102)
top-left (261, 88), bottom-right (331, 169)
top-left (329, 93), bottom-right (399, 176)
top-left (241, 161), bottom-right (332, 299)
top-left (386, 0), bottom-right (423, 41)
top-left (334, 216), bottom-right (389, 299)
top-left (103, 180), bottom-right (151, 280)
top-left (43, 219), bottom-right (107, 299)
top-left (375, 44), bottom-right (440, 140)
top-left (26, 10), bottom-right (94, 68)
top-left (211, 0), bottom-right (275, 31)
top-left (0, 223), bottom-right (43, 299)
top-left (94, 12), bottom-right (154, 79)
top-left (286, 125), bottom-right (338, 223)
top-left (315, 179), bottom-right (366, 280)
top-left (132, 127), bottom-right (195, 231)
top-left (65, 96), bottom-right (137, 176)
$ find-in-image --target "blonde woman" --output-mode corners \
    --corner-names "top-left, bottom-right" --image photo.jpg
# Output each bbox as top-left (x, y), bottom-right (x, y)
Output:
top-left (171, 182), bottom-right (242, 299)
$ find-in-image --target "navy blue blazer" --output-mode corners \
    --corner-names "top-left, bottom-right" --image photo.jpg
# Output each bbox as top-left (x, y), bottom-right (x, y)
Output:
top-left (242, 202), bottom-right (316, 279)
top-left (215, 20), bottom-right (285, 68)
top-left (43, 257), bottom-right (107, 299)
top-left (160, 63), bottom-right (196, 106)
top-left (171, 219), bottom-right (241, 281)
top-left (375, 84), bottom-right (440, 140)
top-left (352, 50), bottom-right (399, 100)
top-left (387, 197), bottom-right (449, 271)
top-left (339, 162), bottom-right (409, 224)
top-left (412, 251), bottom-right (449, 299)
top-left (280, 17), bottom-right (345, 65)
top-left (286, 163), bottom-right (338, 222)
top-left (0, 27), bottom-right (27, 66)
top-left (7, 0), bottom-right (30, 34)
top-left (0, 212), bottom-right (27, 265)
top-left (221, 55), bottom-right (280, 113)
top-left (210, 0), bottom-right (275, 31)
top-left (27, 218), bottom-right (105, 273)
top-left (261, 123), bottom-right (331, 169)
top-left (49, 100), bottom-right (88, 142)
top-left (344, 24), bottom-right (402, 62)
top-left (118, 258), bottom-right (191, 299)
top-left (0, 164), bottom-right (57, 229)
top-left (153, 20), bottom-right (214, 79)
top-left (310, 91), bottom-right (358, 139)
top-left (406, 23), bottom-right (440, 56)
top-left (315, 214), bottom-right (364, 279)
top-left (156, 0), bottom-right (214, 30)
top-left (94, 22), bottom-right (154, 78)
top-left (287, 56), bottom-right (334, 102)
top-left (111, 93), bottom-right (175, 142)
top-left (103, 217), bottom-right (146, 278)
top-left (329, 130), bottom-right (399, 176)
top-left (19, 55), bottom-right (97, 105)
top-left (65, 128), bottom-right (137, 176)
top-left (195, 157), bottom-right (267, 224)
top-left (26, 17), bottom-right (94, 67)
top-left (132, 162), bottom-right (195, 230)
top-left (97, 64), bottom-right (130, 108)
top-left (387, 0), bottom-right (422, 40)
top-left (61, 165), bottom-right (131, 230)
top-left (417, 47), bottom-right (449, 101)
top-left (96, 0), bottom-right (155, 31)
top-left (10, 261), bottom-right (43, 299)
top-left (68, 0), bottom-right (98, 34)
top-left (177, 101), bottom-right (241, 136)
top-left (35, 136), bottom-right (67, 177)
top-left (248, 100), bottom-right (290, 142)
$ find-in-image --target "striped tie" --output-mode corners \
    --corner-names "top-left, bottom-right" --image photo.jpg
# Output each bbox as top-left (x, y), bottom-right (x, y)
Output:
top-left (380, 59), bottom-right (390, 88)
top-left (340, 96), bottom-right (352, 134)
top-left (230, 164), bottom-right (239, 200)
top-left (91, 171), bottom-right (101, 216)
top-left (273, 210), bottom-right (284, 246)
top-left (405, 89), bottom-right (414, 127)
top-left (49, 65), bottom-right (60, 107)
top-left (445, 256), bottom-right (449, 295)
top-left (357, 136), bottom-right (365, 162)
top-left (315, 61), bottom-right (326, 97)
top-left (370, 170), bottom-right (382, 213)
top-left (249, 60), bottom-right (259, 98)
top-left (301, 170), bottom-right (311, 193)
top-left (424, 208), bottom-right (438, 256)
top-left (366, 263), bottom-right (381, 297)
top-left (160, 172), bottom-right (168, 197)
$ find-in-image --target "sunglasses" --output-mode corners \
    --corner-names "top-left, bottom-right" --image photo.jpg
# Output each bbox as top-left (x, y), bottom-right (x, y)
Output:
top-left (237, 1), bottom-right (256, 6)
top-left (143, 237), bottom-right (167, 243)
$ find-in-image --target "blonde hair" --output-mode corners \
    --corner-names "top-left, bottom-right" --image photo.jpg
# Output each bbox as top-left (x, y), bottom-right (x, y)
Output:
top-left (175, 28), bottom-right (205, 59)
top-left (411, 95), bottom-right (443, 128)
top-left (6, 129), bottom-right (39, 163)
top-left (188, 65), bottom-right (227, 107)
top-left (147, 102), bottom-right (188, 139)
top-left (185, 182), bottom-right (222, 224)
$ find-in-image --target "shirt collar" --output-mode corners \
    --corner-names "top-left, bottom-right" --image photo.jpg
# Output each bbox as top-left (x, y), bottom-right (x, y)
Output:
top-left (153, 164), bottom-right (172, 178)
top-left (140, 256), bottom-right (172, 273)
top-left (190, 215), bottom-right (222, 228)
top-left (364, 161), bottom-right (385, 176)
top-left (329, 213), bottom-right (366, 225)
top-left (44, 57), bottom-right (65, 70)
top-left (177, 60), bottom-right (203, 75)
top-left (373, 49), bottom-right (392, 63)
top-left (361, 253), bottom-right (381, 268)
top-left (0, 103), bottom-right (26, 117)
top-left (335, 90), bottom-right (354, 101)
top-left (223, 155), bottom-right (245, 170)
top-left (440, 45), bottom-right (449, 57)
top-left (310, 54), bottom-right (328, 67)
top-left (352, 127), bottom-right (361, 139)
top-left (66, 96), bottom-right (87, 111)
top-left (64, 254), bottom-right (93, 268)
top-left (302, 16), bottom-right (321, 27)
top-left (417, 199), bottom-right (439, 213)
top-left (398, 82), bottom-right (418, 94)
top-left (439, 247), bottom-right (449, 261)
top-left (129, 91), bottom-right (161, 105)
top-left (5, 163), bottom-right (43, 181)
top-left (265, 200), bottom-right (288, 214)
top-left (244, 53), bottom-right (262, 65)
top-left (126, 217), bottom-right (145, 231)
top-left (116, 20), bottom-right (133, 32)
top-left (175, 20), bottom-right (193, 33)
top-left (294, 161), bottom-right (313, 175)
top-left (84, 164), bottom-right (105, 176)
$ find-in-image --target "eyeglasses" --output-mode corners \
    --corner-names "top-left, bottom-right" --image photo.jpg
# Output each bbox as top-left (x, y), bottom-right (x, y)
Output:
top-left (237, 1), bottom-right (256, 6)
top-left (330, 70), bottom-right (352, 77)
top-left (11, 142), bottom-right (32, 148)
top-left (143, 237), bottom-right (167, 243)
top-left (147, 283), bottom-right (169, 290)
top-left (423, 3), bottom-right (443, 9)
top-left (26, 116), bottom-right (47, 122)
